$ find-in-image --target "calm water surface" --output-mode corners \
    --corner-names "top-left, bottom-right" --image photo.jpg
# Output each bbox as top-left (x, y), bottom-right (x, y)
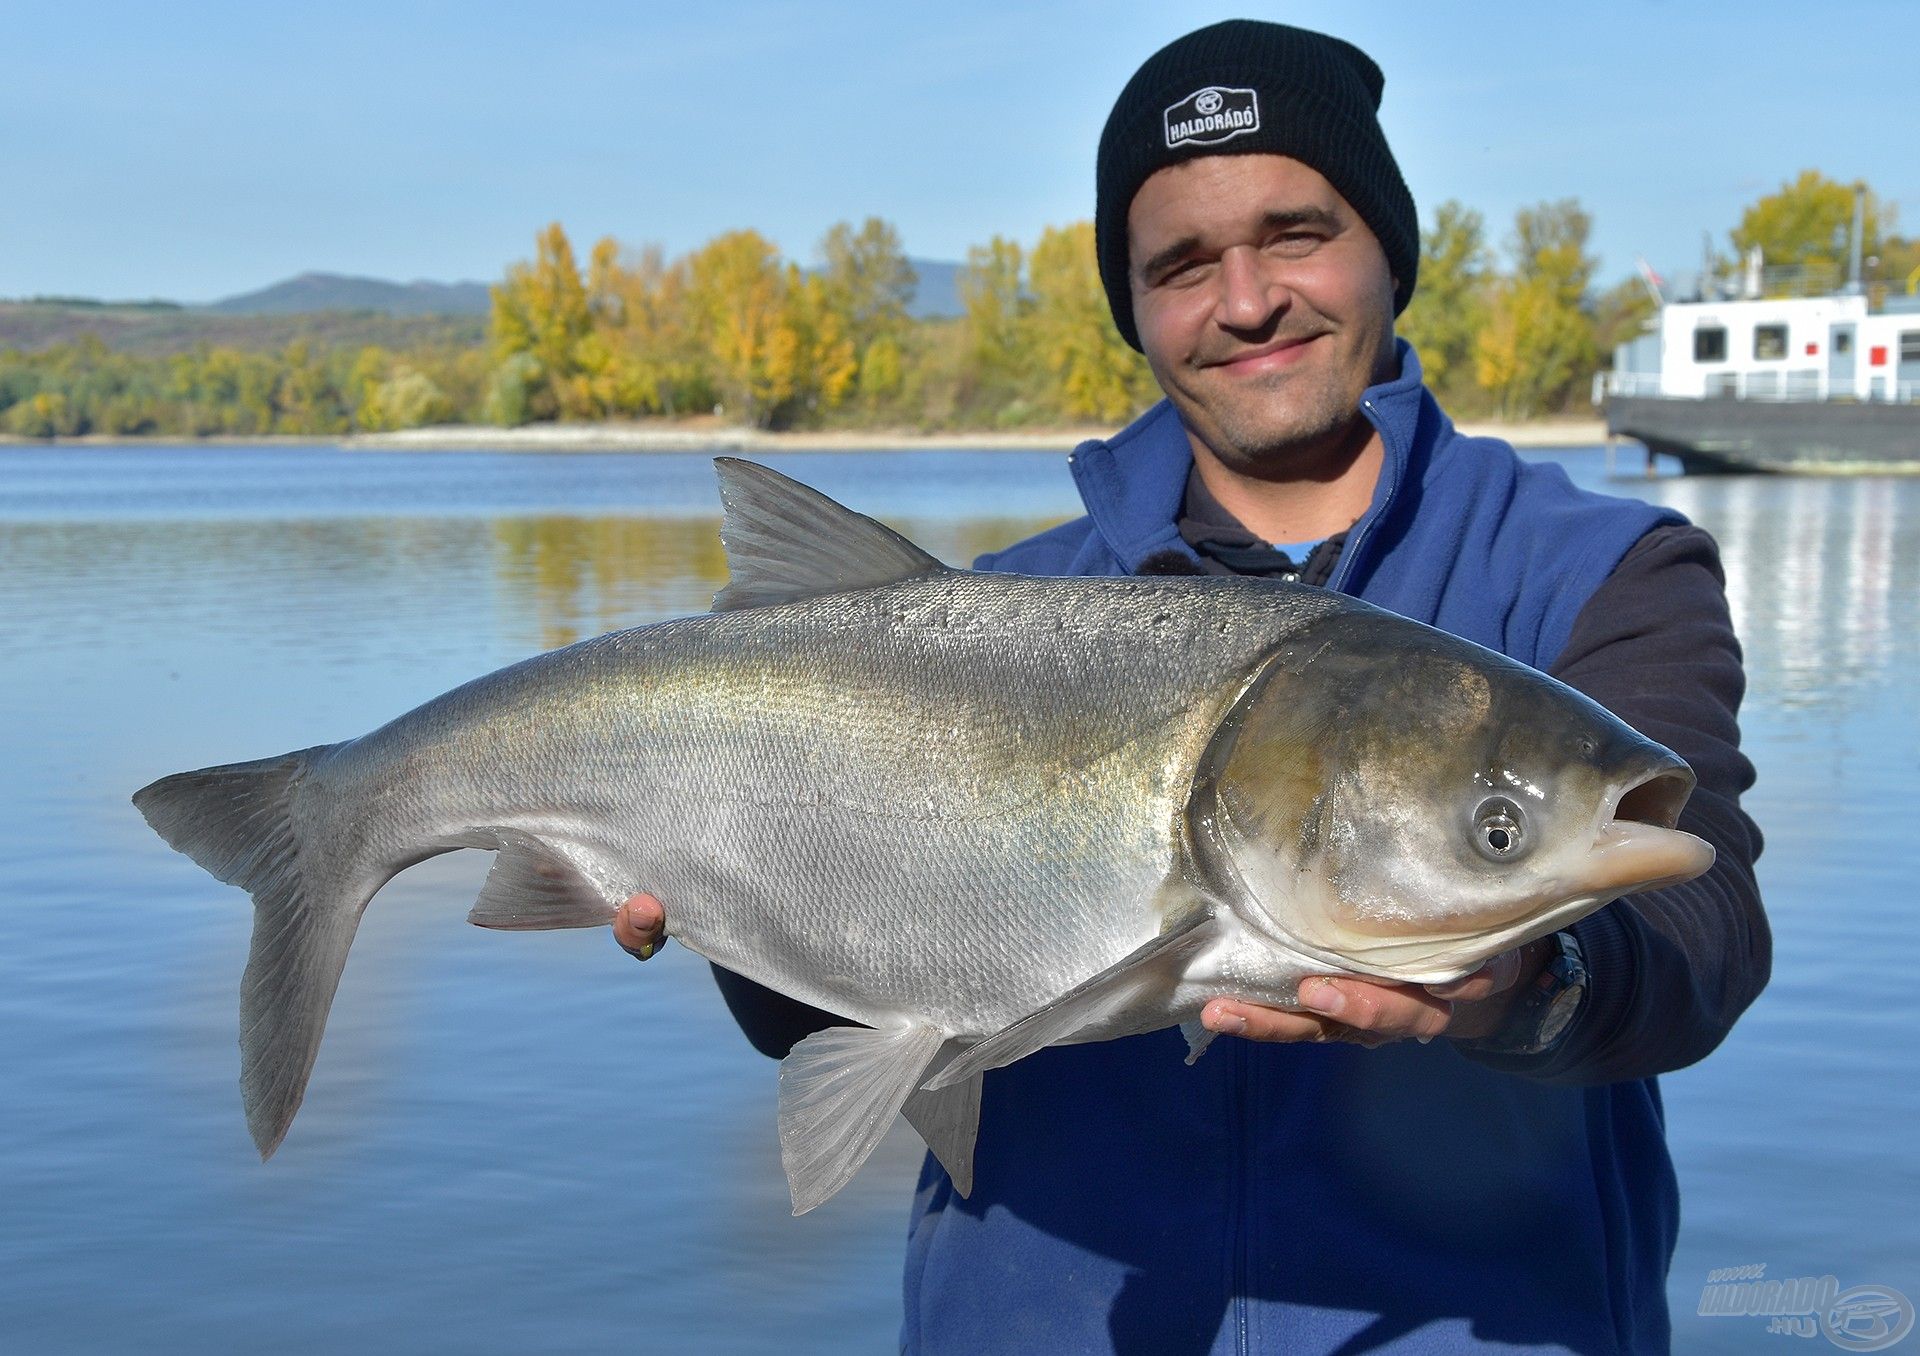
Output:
top-left (1, 445), bottom-right (1914, 1354)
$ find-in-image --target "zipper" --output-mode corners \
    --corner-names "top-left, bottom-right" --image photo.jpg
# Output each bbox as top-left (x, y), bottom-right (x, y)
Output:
top-left (1326, 397), bottom-right (1401, 596)
top-left (1230, 1039), bottom-right (1251, 1355)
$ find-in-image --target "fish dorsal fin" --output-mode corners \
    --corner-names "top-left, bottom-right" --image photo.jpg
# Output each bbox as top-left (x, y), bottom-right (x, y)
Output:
top-left (711, 458), bottom-right (948, 612)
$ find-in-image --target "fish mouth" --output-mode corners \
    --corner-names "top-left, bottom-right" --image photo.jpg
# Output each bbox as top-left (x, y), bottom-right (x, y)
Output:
top-left (1579, 759), bottom-right (1715, 896)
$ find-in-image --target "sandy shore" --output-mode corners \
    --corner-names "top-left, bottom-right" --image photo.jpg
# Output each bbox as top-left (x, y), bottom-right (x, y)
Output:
top-left (347, 417), bottom-right (1610, 452)
top-left (3, 417), bottom-right (1611, 452)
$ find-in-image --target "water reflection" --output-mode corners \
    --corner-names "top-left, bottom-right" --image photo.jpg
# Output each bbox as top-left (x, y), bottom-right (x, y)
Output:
top-left (487, 513), bottom-right (1064, 650)
top-left (1652, 475), bottom-right (1917, 710)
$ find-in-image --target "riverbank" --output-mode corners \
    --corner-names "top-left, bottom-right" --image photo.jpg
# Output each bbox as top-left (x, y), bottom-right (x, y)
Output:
top-left (0, 416), bottom-right (1610, 452)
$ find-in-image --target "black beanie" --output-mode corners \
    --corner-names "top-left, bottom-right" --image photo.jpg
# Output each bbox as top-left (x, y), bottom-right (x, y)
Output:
top-left (1095, 19), bottom-right (1419, 350)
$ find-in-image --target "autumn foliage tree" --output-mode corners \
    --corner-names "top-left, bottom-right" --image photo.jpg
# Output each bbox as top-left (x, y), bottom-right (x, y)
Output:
top-left (1474, 199), bottom-right (1599, 419)
top-left (26, 170), bottom-right (1912, 441)
top-left (1731, 170), bottom-right (1891, 291)
top-left (1397, 200), bottom-right (1492, 408)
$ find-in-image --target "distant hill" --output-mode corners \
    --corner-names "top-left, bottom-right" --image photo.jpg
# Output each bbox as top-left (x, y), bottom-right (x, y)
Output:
top-left (905, 258), bottom-right (962, 319)
top-left (0, 301), bottom-right (484, 355)
top-left (205, 272), bottom-right (493, 317)
top-left (204, 262), bottom-right (966, 319)
top-left (1, 254), bottom-right (962, 356)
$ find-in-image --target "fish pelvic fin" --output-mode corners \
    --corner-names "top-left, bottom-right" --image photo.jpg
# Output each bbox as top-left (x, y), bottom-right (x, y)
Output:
top-left (777, 1020), bottom-right (945, 1215)
top-left (133, 746), bottom-right (358, 1161)
top-left (466, 832), bottom-right (618, 931)
top-left (1179, 1018), bottom-right (1218, 1066)
top-left (903, 1052), bottom-right (982, 1198)
top-left (710, 458), bottom-right (949, 613)
top-left (925, 910), bottom-right (1221, 1091)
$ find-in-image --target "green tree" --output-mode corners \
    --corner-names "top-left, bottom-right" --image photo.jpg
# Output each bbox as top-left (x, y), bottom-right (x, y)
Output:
top-left (819, 217), bottom-right (917, 350)
top-left (1397, 200), bottom-right (1491, 404)
top-left (1731, 170), bottom-right (1892, 291)
top-left (957, 235), bottom-right (1029, 412)
top-left (1474, 200), bottom-right (1599, 418)
top-left (489, 222), bottom-right (594, 421)
top-left (1591, 277), bottom-right (1658, 362)
top-left (857, 332), bottom-right (904, 409)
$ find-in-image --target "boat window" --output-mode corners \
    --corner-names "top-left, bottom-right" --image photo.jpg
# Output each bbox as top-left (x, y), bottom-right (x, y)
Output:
top-left (1753, 325), bottom-right (1789, 361)
top-left (1693, 326), bottom-right (1728, 362)
top-left (1835, 330), bottom-right (1853, 354)
top-left (1901, 332), bottom-right (1920, 362)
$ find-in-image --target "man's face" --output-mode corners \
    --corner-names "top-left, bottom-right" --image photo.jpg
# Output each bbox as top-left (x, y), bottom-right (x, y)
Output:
top-left (1127, 154), bottom-right (1398, 478)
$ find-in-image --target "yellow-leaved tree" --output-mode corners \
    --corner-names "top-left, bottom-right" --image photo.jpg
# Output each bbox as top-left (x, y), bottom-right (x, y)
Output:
top-left (1397, 201), bottom-right (1491, 408)
top-left (1732, 170), bottom-right (1891, 294)
top-left (1474, 200), bottom-right (1598, 418)
top-left (1025, 221), bottom-right (1154, 423)
top-left (489, 223), bottom-right (595, 423)
top-left (685, 230), bottom-right (792, 425)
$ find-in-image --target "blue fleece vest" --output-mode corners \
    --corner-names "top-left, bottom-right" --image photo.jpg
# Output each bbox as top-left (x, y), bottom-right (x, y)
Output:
top-left (901, 344), bottom-right (1686, 1355)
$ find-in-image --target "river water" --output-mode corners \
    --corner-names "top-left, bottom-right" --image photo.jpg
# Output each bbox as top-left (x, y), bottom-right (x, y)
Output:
top-left (1, 445), bottom-right (1913, 1354)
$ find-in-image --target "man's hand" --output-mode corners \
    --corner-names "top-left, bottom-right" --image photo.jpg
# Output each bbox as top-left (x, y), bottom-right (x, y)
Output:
top-left (1198, 938), bottom-right (1552, 1049)
top-left (612, 893), bottom-right (668, 960)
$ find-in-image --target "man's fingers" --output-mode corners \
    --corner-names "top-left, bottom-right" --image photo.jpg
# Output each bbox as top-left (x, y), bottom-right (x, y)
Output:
top-left (1427, 963), bottom-right (1498, 1002)
top-left (1201, 977), bottom-right (1455, 1048)
top-left (1427, 943), bottom-right (1535, 1002)
top-left (612, 893), bottom-right (667, 960)
top-left (1297, 977), bottom-right (1453, 1041)
top-left (1203, 998), bottom-right (1335, 1043)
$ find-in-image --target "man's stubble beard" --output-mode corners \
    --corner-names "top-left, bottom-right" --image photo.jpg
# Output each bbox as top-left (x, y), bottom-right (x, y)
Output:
top-left (1184, 360), bottom-right (1373, 482)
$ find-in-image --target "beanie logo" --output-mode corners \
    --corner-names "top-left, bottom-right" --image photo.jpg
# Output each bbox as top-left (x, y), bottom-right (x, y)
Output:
top-left (1164, 86), bottom-right (1259, 149)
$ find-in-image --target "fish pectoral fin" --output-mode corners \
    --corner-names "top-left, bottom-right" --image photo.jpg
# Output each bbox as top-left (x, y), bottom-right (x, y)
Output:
top-left (902, 1051), bottom-right (982, 1198)
top-left (778, 1020), bottom-right (946, 1215)
top-left (925, 910), bottom-right (1220, 1091)
top-left (466, 832), bottom-right (617, 931)
top-left (709, 458), bottom-right (950, 612)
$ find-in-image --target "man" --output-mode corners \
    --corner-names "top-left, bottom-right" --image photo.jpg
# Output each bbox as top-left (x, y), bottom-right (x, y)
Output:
top-left (615, 20), bottom-right (1767, 1353)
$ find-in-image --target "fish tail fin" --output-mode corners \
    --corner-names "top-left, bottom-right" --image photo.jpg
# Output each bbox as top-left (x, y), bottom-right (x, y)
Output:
top-left (134, 745), bottom-right (363, 1160)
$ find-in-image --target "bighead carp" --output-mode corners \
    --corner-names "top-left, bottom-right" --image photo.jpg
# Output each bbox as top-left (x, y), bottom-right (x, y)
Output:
top-left (134, 460), bottom-right (1712, 1212)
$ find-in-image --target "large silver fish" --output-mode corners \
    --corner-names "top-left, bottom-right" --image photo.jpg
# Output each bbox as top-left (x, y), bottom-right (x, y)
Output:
top-left (134, 460), bottom-right (1713, 1213)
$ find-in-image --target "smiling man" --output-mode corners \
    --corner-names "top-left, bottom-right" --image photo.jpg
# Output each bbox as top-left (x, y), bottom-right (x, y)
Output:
top-left (614, 19), bottom-right (1769, 1354)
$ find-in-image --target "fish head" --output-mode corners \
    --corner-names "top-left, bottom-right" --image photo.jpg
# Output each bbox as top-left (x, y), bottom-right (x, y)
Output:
top-left (1206, 610), bottom-right (1715, 980)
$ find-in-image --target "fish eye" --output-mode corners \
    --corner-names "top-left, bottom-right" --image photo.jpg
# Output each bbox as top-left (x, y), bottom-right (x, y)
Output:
top-left (1472, 796), bottom-right (1528, 862)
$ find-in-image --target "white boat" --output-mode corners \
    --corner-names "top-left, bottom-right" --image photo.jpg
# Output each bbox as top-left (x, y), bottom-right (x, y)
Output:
top-left (1598, 231), bottom-right (1920, 473)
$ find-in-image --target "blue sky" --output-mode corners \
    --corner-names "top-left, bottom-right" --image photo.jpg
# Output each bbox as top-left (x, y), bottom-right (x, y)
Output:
top-left (6, 0), bottom-right (1916, 302)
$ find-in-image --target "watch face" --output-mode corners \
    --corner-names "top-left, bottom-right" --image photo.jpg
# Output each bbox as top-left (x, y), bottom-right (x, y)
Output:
top-left (1537, 983), bottom-right (1586, 1047)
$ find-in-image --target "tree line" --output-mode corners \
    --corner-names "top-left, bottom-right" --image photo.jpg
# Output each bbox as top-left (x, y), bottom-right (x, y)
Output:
top-left (4, 170), bottom-right (1911, 439)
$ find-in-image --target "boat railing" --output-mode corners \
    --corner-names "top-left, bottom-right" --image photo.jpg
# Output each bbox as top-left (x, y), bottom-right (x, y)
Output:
top-left (1596, 369), bottom-right (1920, 405)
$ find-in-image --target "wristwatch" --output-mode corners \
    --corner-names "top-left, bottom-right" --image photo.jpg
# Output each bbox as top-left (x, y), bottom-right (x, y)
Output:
top-left (1474, 930), bottom-right (1588, 1056)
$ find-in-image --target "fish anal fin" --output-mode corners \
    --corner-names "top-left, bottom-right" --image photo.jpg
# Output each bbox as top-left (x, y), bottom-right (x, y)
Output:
top-left (902, 1056), bottom-right (982, 1197)
top-left (925, 910), bottom-right (1220, 1091)
top-left (778, 1021), bottom-right (945, 1215)
top-left (467, 833), bottom-right (617, 931)
top-left (711, 458), bottom-right (948, 612)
